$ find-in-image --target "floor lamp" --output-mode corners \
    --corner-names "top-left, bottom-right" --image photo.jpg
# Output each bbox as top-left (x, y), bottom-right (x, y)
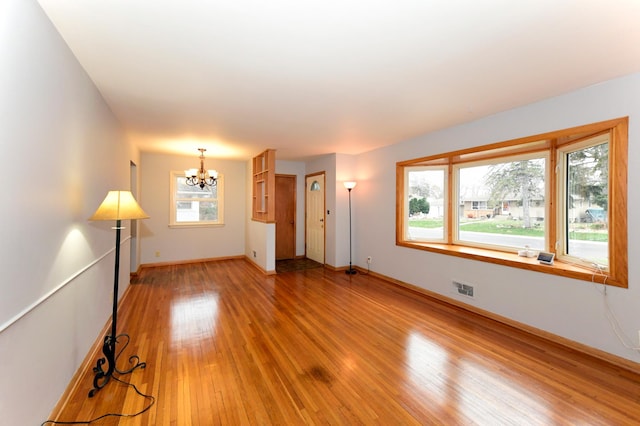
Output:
top-left (344, 181), bottom-right (357, 274)
top-left (88, 190), bottom-right (149, 397)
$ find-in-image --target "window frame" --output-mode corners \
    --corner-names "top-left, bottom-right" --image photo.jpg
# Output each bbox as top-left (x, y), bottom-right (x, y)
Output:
top-left (170, 170), bottom-right (225, 227)
top-left (556, 133), bottom-right (610, 270)
top-left (396, 117), bottom-right (628, 288)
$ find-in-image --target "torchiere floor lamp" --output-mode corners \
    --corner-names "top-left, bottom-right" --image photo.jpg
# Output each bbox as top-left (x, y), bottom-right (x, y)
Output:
top-left (344, 181), bottom-right (357, 274)
top-left (88, 190), bottom-right (149, 397)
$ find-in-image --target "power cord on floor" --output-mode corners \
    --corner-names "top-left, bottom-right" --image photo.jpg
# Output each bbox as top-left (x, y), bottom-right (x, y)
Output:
top-left (41, 375), bottom-right (155, 425)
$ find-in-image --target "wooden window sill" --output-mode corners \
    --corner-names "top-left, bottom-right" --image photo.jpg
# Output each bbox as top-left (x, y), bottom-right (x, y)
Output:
top-left (397, 241), bottom-right (623, 288)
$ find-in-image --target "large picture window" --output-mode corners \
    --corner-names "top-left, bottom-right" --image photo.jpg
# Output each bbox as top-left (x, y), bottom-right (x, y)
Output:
top-left (455, 154), bottom-right (547, 251)
top-left (170, 171), bottom-right (224, 226)
top-left (396, 118), bottom-right (628, 287)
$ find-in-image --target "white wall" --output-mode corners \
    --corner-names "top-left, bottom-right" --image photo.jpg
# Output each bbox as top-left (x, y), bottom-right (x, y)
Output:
top-left (139, 152), bottom-right (246, 265)
top-left (0, 0), bottom-right (137, 423)
top-left (246, 219), bottom-right (276, 272)
top-left (354, 73), bottom-right (640, 363)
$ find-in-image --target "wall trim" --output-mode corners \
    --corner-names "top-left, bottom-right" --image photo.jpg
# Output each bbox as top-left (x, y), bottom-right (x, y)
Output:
top-left (141, 255), bottom-right (277, 275)
top-left (357, 266), bottom-right (640, 374)
top-left (140, 255), bottom-right (245, 270)
top-left (0, 236), bottom-right (130, 335)
top-left (244, 256), bottom-right (277, 275)
top-left (322, 263), bottom-right (342, 272)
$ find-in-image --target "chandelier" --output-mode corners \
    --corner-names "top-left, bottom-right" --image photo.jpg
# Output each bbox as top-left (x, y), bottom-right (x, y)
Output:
top-left (185, 148), bottom-right (218, 189)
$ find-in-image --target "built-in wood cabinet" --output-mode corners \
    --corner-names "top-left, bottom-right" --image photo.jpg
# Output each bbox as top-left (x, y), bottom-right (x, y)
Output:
top-left (252, 149), bottom-right (276, 222)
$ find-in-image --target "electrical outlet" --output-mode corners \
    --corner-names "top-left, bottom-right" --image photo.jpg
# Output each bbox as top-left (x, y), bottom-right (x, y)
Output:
top-left (367, 256), bottom-right (372, 264)
top-left (253, 250), bottom-right (257, 258)
top-left (155, 251), bottom-right (160, 257)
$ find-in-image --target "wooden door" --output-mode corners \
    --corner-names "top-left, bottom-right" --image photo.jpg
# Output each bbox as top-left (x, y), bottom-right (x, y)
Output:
top-left (305, 173), bottom-right (325, 264)
top-left (275, 175), bottom-right (296, 260)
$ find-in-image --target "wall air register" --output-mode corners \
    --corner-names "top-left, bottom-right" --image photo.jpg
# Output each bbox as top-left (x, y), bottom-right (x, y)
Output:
top-left (452, 280), bottom-right (475, 298)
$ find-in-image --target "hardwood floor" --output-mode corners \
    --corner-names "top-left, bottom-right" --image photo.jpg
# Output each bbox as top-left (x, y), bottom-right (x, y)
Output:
top-left (47, 259), bottom-right (640, 425)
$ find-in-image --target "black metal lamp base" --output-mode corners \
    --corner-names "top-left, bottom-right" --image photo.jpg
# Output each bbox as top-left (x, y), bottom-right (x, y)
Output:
top-left (87, 221), bottom-right (146, 398)
top-left (345, 267), bottom-right (357, 275)
top-left (89, 333), bottom-right (145, 397)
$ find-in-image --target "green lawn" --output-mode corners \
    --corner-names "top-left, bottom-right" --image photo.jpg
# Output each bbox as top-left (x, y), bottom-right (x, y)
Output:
top-left (568, 230), bottom-right (608, 242)
top-left (408, 219), bottom-right (608, 242)
top-left (407, 219), bottom-right (443, 228)
top-left (461, 221), bottom-right (544, 237)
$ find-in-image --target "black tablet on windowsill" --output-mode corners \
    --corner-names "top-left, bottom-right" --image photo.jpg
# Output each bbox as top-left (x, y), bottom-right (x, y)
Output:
top-left (537, 252), bottom-right (555, 265)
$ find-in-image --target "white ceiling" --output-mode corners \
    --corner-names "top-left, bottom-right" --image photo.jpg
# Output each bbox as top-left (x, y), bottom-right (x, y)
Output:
top-left (37, 0), bottom-right (640, 161)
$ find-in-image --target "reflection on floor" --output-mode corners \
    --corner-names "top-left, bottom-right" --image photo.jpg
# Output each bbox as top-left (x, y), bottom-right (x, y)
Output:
top-left (276, 257), bottom-right (323, 273)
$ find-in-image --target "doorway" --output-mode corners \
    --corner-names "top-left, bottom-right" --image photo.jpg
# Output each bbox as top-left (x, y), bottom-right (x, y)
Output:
top-left (305, 172), bottom-right (325, 264)
top-left (275, 174), bottom-right (296, 260)
top-left (129, 161), bottom-right (139, 275)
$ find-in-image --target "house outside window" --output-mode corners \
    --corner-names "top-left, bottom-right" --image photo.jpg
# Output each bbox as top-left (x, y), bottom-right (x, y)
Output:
top-left (455, 154), bottom-right (547, 251)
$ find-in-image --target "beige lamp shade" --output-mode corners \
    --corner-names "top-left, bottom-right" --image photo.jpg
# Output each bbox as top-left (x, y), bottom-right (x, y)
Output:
top-left (90, 190), bottom-right (149, 221)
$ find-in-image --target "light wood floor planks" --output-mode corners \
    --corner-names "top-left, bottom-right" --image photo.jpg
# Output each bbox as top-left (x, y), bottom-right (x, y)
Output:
top-left (46, 259), bottom-right (640, 425)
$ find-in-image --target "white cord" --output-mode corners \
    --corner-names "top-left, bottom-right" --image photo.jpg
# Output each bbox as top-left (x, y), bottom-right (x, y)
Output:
top-left (559, 258), bottom-right (640, 352)
top-left (585, 264), bottom-right (640, 352)
top-left (603, 295), bottom-right (640, 351)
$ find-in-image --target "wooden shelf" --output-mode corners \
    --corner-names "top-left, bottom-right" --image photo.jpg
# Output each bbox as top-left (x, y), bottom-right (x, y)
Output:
top-left (252, 149), bottom-right (276, 222)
